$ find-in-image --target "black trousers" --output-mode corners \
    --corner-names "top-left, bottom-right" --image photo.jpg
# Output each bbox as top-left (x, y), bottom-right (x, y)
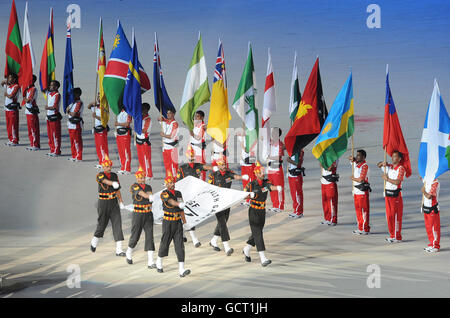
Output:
top-left (246, 208), bottom-right (266, 251)
top-left (94, 199), bottom-right (124, 241)
top-left (128, 212), bottom-right (155, 251)
top-left (213, 208), bottom-right (230, 241)
top-left (158, 219), bottom-right (185, 262)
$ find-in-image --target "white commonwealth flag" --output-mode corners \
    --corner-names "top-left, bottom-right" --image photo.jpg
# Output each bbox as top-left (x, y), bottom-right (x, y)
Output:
top-left (126, 176), bottom-right (249, 226)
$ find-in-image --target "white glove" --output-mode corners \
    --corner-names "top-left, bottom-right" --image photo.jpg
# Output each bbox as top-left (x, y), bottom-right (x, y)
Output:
top-left (112, 181), bottom-right (119, 189)
top-left (250, 192), bottom-right (256, 198)
top-left (276, 185), bottom-right (282, 192)
top-left (119, 202), bottom-right (125, 209)
top-left (213, 166), bottom-right (219, 172)
top-left (242, 174), bottom-right (249, 181)
top-left (147, 194), bottom-right (154, 203)
top-left (179, 202), bottom-right (185, 209)
top-left (183, 223), bottom-right (192, 231)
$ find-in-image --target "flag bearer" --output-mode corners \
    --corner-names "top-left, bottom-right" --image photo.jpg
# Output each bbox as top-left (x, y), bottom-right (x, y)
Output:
top-left (349, 150), bottom-right (371, 235)
top-left (136, 102), bottom-right (153, 179)
top-left (208, 156), bottom-right (248, 256)
top-left (45, 80), bottom-right (62, 156)
top-left (320, 160), bottom-right (339, 225)
top-left (421, 178), bottom-right (441, 253)
top-left (2, 73), bottom-right (20, 146)
top-left (287, 150), bottom-right (305, 218)
top-left (243, 162), bottom-right (282, 266)
top-left (238, 130), bottom-right (256, 206)
top-left (190, 110), bottom-right (207, 180)
top-left (156, 173), bottom-right (192, 277)
top-left (66, 87), bottom-right (84, 162)
top-left (126, 167), bottom-right (157, 267)
top-left (23, 75), bottom-right (40, 150)
top-left (159, 109), bottom-right (179, 178)
top-left (90, 155), bottom-right (126, 256)
top-left (267, 128), bottom-right (285, 212)
top-left (115, 108), bottom-right (132, 174)
top-left (88, 93), bottom-right (109, 169)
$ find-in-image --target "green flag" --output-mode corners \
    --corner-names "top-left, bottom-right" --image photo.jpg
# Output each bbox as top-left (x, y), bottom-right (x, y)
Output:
top-left (4, 0), bottom-right (22, 78)
top-left (179, 35), bottom-right (210, 130)
top-left (232, 44), bottom-right (259, 153)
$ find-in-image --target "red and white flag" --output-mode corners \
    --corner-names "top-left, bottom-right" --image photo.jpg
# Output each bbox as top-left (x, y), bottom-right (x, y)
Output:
top-left (262, 48), bottom-right (276, 128)
top-left (21, 1), bottom-right (35, 94)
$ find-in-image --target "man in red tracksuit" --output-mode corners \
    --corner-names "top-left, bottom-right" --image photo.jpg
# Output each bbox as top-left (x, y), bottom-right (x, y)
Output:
top-left (190, 110), bottom-right (206, 180)
top-left (45, 80), bottom-right (62, 156)
top-left (66, 87), bottom-right (84, 161)
top-left (421, 178), bottom-right (440, 253)
top-left (136, 103), bottom-right (153, 179)
top-left (23, 75), bottom-right (40, 150)
top-left (377, 151), bottom-right (405, 243)
top-left (320, 160), bottom-right (339, 225)
top-left (267, 128), bottom-right (285, 212)
top-left (159, 109), bottom-right (179, 178)
top-left (88, 93), bottom-right (109, 169)
top-left (115, 109), bottom-right (132, 174)
top-left (349, 150), bottom-right (371, 235)
top-left (1, 73), bottom-right (20, 146)
top-left (287, 150), bottom-right (305, 218)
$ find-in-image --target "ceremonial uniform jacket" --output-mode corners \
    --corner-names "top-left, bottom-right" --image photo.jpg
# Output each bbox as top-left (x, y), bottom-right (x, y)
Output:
top-left (208, 169), bottom-right (237, 189)
top-left (244, 179), bottom-right (273, 210)
top-left (177, 162), bottom-right (204, 180)
top-left (4, 83), bottom-right (19, 109)
top-left (130, 183), bottom-right (152, 213)
top-left (96, 172), bottom-right (121, 200)
top-left (161, 189), bottom-right (183, 221)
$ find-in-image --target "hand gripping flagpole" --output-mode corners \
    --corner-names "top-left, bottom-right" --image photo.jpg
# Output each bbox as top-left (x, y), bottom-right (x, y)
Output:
top-left (93, 17), bottom-right (101, 131)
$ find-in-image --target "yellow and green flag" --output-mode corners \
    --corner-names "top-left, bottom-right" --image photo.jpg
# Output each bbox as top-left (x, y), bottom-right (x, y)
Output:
top-left (312, 73), bottom-right (354, 168)
top-left (97, 18), bottom-right (109, 127)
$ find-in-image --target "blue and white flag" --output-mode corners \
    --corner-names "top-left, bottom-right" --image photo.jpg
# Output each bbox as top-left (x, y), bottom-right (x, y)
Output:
top-left (418, 79), bottom-right (450, 184)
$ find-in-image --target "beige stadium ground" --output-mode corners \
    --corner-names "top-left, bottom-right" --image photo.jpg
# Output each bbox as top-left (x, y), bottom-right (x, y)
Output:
top-left (0, 112), bottom-right (449, 298)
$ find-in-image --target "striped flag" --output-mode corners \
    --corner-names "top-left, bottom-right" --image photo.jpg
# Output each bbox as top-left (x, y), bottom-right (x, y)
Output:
top-left (21, 1), bottom-right (35, 95)
top-left (289, 52), bottom-right (301, 122)
top-left (4, 0), bottom-right (22, 79)
top-left (180, 34), bottom-right (210, 130)
top-left (39, 7), bottom-right (56, 93)
top-left (97, 18), bottom-right (109, 127)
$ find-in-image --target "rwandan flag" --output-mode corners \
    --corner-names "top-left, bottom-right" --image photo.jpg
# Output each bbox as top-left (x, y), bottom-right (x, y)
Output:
top-left (39, 7), bottom-right (55, 93)
top-left (63, 21), bottom-right (74, 113)
top-left (123, 32), bottom-right (142, 135)
top-left (312, 73), bottom-right (354, 169)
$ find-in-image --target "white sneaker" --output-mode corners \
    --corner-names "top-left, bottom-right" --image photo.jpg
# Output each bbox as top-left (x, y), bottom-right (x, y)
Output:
top-left (426, 247), bottom-right (439, 253)
top-left (25, 146), bottom-right (33, 151)
top-left (424, 246), bottom-right (432, 251)
top-left (385, 237), bottom-right (396, 243)
top-left (352, 229), bottom-right (362, 235)
top-left (321, 220), bottom-right (331, 225)
top-left (46, 152), bottom-right (52, 156)
top-left (329, 222), bottom-right (337, 226)
top-left (68, 157), bottom-right (76, 162)
top-left (361, 231), bottom-right (369, 235)
top-left (289, 213), bottom-right (303, 219)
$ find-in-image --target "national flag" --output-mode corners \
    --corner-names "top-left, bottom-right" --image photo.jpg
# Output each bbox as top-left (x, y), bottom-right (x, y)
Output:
top-left (103, 21), bottom-right (150, 115)
top-left (21, 1), bottom-right (35, 95)
top-left (123, 31), bottom-right (143, 135)
top-left (4, 0), bottom-right (22, 79)
top-left (418, 79), bottom-right (450, 184)
top-left (312, 73), bottom-right (354, 168)
top-left (289, 51), bottom-right (301, 122)
top-left (153, 32), bottom-right (175, 118)
top-left (63, 20), bottom-right (74, 113)
top-left (383, 67), bottom-right (412, 177)
top-left (232, 43), bottom-right (259, 153)
top-left (284, 58), bottom-right (328, 156)
top-left (180, 34), bottom-right (210, 130)
top-left (262, 48), bottom-right (276, 128)
top-left (97, 18), bottom-right (109, 127)
top-left (39, 7), bottom-right (56, 93)
top-left (207, 39), bottom-right (231, 144)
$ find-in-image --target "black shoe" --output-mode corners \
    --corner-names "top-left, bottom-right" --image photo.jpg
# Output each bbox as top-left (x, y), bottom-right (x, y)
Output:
top-left (157, 268), bottom-right (164, 273)
top-left (183, 237), bottom-right (187, 242)
top-left (209, 242), bottom-right (221, 252)
top-left (90, 245), bottom-right (96, 253)
top-left (262, 259), bottom-right (272, 267)
top-left (116, 252), bottom-right (126, 257)
top-left (126, 258), bottom-right (133, 264)
top-left (180, 269), bottom-right (191, 277)
top-left (148, 264), bottom-right (157, 269)
top-left (194, 242), bottom-right (201, 248)
top-left (243, 250), bottom-right (251, 262)
top-left (226, 248), bottom-right (234, 256)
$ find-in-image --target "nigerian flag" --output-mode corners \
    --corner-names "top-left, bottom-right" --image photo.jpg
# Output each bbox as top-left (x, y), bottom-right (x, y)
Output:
top-left (232, 44), bottom-right (259, 153)
top-left (179, 34), bottom-right (210, 130)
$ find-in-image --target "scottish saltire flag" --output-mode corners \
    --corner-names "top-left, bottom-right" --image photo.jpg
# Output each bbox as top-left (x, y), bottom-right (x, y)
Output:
top-left (63, 21), bottom-right (74, 113)
top-left (207, 39), bottom-right (231, 144)
top-left (418, 80), bottom-right (450, 184)
top-left (123, 32), bottom-right (143, 135)
top-left (103, 21), bottom-right (150, 115)
top-left (153, 32), bottom-right (175, 118)
top-left (312, 73), bottom-right (354, 169)
top-left (39, 7), bottom-right (55, 93)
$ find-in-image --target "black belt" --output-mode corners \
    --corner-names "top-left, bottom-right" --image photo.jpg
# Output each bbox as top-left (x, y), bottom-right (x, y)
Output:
top-left (47, 113), bottom-right (62, 122)
top-left (5, 103), bottom-right (20, 110)
top-left (191, 142), bottom-right (206, 150)
top-left (117, 127), bottom-right (131, 135)
top-left (385, 188), bottom-right (401, 197)
top-left (164, 140), bottom-right (179, 147)
top-left (422, 204), bottom-right (439, 214)
top-left (136, 136), bottom-right (151, 145)
top-left (26, 106), bottom-right (40, 114)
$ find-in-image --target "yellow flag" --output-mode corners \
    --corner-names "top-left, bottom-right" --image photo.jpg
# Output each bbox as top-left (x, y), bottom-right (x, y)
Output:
top-left (97, 18), bottom-right (109, 127)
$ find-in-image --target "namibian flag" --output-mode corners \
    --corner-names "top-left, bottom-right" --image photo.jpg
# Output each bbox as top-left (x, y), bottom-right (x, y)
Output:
top-left (39, 7), bottom-right (55, 93)
top-left (103, 21), bottom-right (150, 115)
top-left (312, 73), bottom-right (354, 169)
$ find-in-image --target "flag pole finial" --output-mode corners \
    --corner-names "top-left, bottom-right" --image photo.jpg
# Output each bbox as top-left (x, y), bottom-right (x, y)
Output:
top-left (386, 64), bottom-right (389, 75)
top-left (198, 31), bottom-right (201, 40)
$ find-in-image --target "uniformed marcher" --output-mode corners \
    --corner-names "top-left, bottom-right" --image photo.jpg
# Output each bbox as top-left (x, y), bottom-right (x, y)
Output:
top-left (156, 173), bottom-right (192, 277)
top-left (243, 162), bottom-right (282, 266)
top-left (208, 156), bottom-right (248, 256)
top-left (125, 166), bottom-right (156, 267)
top-left (176, 146), bottom-right (212, 248)
top-left (90, 155), bottom-right (126, 256)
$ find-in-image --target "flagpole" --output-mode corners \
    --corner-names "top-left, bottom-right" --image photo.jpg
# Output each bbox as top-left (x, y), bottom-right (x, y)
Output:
top-left (155, 32), bottom-right (166, 168)
top-left (93, 17), bottom-right (101, 130)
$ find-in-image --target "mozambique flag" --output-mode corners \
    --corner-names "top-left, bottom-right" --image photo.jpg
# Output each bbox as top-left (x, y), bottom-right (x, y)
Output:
top-left (4, 0), bottom-right (22, 79)
top-left (97, 18), bottom-right (109, 127)
top-left (39, 8), bottom-right (56, 93)
top-left (284, 57), bottom-right (328, 156)
top-left (312, 73), bottom-right (354, 169)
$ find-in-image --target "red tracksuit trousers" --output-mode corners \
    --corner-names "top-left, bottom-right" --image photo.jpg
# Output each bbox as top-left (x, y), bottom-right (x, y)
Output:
top-left (5, 110), bottom-right (19, 144)
top-left (116, 134), bottom-right (131, 172)
top-left (136, 143), bottom-right (153, 178)
top-left (163, 148), bottom-right (178, 177)
top-left (94, 131), bottom-right (109, 164)
top-left (354, 193), bottom-right (370, 232)
top-left (385, 195), bottom-right (403, 240)
top-left (289, 175), bottom-right (303, 215)
top-left (322, 183), bottom-right (338, 223)
top-left (69, 126), bottom-right (83, 160)
top-left (26, 114), bottom-right (40, 148)
top-left (268, 168), bottom-right (285, 210)
top-left (47, 119), bottom-right (61, 154)
top-left (424, 211), bottom-right (440, 249)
